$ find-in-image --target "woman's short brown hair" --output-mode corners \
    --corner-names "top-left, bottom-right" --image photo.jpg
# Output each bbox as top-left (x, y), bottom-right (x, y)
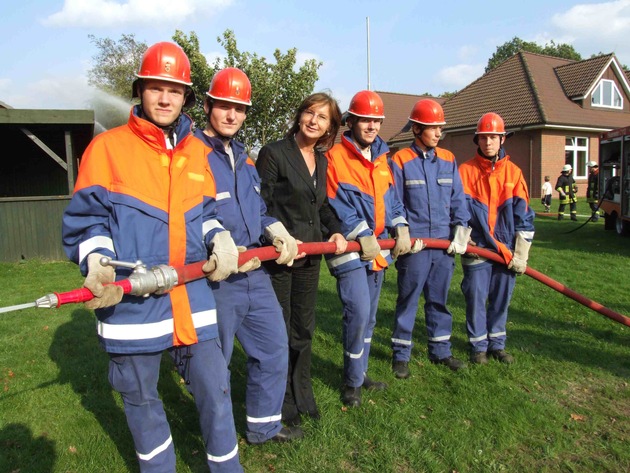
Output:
top-left (285, 92), bottom-right (342, 151)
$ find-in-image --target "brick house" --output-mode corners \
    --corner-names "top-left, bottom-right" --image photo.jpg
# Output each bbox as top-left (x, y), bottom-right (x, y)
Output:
top-left (388, 52), bottom-right (630, 198)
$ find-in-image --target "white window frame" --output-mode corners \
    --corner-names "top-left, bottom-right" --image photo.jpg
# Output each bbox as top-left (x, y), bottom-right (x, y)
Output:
top-left (591, 79), bottom-right (623, 109)
top-left (565, 136), bottom-right (589, 179)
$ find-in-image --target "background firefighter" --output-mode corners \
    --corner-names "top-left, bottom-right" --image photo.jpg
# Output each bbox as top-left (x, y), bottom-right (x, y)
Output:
top-left (586, 161), bottom-right (600, 221)
top-left (555, 164), bottom-right (578, 221)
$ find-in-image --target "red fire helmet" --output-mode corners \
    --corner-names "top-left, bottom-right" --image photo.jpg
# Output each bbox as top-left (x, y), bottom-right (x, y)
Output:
top-left (132, 42), bottom-right (195, 107)
top-left (206, 67), bottom-right (252, 106)
top-left (409, 99), bottom-right (446, 126)
top-left (475, 112), bottom-right (506, 135)
top-left (347, 90), bottom-right (385, 119)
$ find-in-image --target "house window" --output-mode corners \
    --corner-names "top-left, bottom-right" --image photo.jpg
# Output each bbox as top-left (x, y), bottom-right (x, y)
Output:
top-left (565, 137), bottom-right (588, 178)
top-left (591, 79), bottom-right (623, 109)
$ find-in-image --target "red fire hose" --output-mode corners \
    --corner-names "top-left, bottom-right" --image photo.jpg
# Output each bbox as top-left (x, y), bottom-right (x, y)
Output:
top-left (3, 239), bottom-right (628, 328)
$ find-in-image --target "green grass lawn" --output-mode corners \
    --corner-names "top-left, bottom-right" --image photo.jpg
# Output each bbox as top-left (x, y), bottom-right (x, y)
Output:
top-left (1, 200), bottom-right (629, 473)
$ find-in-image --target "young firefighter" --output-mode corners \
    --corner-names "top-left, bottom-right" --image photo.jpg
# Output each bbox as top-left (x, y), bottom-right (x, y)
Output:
top-left (458, 112), bottom-right (535, 365)
top-left (326, 90), bottom-right (411, 407)
top-left (389, 99), bottom-right (471, 378)
top-left (193, 68), bottom-right (303, 444)
top-left (62, 42), bottom-right (243, 472)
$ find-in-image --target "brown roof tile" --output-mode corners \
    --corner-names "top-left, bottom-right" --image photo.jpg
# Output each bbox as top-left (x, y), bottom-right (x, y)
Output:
top-left (408, 51), bottom-right (630, 141)
top-left (555, 54), bottom-right (613, 98)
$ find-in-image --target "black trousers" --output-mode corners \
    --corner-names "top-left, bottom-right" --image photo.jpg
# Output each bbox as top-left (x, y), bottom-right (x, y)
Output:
top-left (267, 258), bottom-right (321, 420)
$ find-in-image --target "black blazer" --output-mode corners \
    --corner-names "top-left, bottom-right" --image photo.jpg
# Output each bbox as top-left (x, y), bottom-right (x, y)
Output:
top-left (256, 136), bottom-right (342, 267)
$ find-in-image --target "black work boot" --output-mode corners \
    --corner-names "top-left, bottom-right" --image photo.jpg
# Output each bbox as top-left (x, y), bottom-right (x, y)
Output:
top-left (392, 360), bottom-right (410, 379)
top-left (430, 355), bottom-right (467, 371)
top-left (342, 385), bottom-right (361, 407)
top-left (362, 376), bottom-right (388, 390)
top-left (268, 426), bottom-right (304, 443)
top-left (470, 351), bottom-right (489, 365)
top-left (489, 349), bottom-right (514, 364)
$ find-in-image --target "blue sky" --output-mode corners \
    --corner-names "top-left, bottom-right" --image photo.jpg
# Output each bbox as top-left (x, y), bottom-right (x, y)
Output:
top-left (2, 0), bottom-right (630, 111)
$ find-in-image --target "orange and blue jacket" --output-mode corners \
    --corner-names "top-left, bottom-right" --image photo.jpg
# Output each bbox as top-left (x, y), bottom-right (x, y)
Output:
top-left (325, 131), bottom-right (407, 275)
top-left (458, 151), bottom-right (535, 264)
top-left (193, 131), bottom-right (277, 249)
top-left (389, 143), bottom-right (469, 240)
top-left (62, 106), bottom-right (226, 354)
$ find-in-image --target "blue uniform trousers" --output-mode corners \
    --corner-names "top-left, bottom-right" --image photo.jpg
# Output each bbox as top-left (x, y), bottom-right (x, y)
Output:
top-left (336, 266), bottom-right (384, 387)
top-left (212, 269), bottom-right (288, 444)
top-left (392, 249), bottom-right (456, 360)
top-left (461, 260), bottom-right (516, 352)
top-left (108, 338), bottom-right (242, 473)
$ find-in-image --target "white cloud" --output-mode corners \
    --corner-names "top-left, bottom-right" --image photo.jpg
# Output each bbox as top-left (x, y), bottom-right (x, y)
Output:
top-left (434, 64), bottom-right (484, 92)
top-left (0, 75), bottom-right (95, 109)
top-left (203, 51), bottom-right (226, 68)
top-left (295, 51), bottom-right (321, 68)
top-left (41, 0), bottom-right (233, 28)
top-left (552, 0), bottom-right (630, 60)
top-left (552, 0), bottom-right (630, 38)
top-left (457, 45), bottom-right (478, 62)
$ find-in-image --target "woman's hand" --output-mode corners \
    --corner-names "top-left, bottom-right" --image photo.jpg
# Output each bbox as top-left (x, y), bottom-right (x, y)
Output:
top-left (329, 233), bottom-right (348, 255)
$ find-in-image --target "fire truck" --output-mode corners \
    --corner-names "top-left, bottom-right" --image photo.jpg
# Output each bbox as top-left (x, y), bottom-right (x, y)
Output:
top-left (599, 126), bottom-right (630, 235)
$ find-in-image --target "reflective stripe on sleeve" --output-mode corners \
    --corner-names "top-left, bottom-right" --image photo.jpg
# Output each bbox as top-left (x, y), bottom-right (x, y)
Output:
top-left (79, 235), bottom-right (115, 264)
top-left (97, 310), bottom-right (217, 341)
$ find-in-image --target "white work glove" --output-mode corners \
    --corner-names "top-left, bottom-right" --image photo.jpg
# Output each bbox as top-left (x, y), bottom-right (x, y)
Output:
top-left (447, 225), bottom-right (472, 255)
top-left (358, 234), bottom-right (380, 261)
top-left (507, 233), bottom-right (531, 275)
top-left (203, 231), bottom-right (238, 282)
top-left (237, 246), bottom-right (261, 273)
top-left (410, 238), bottom-right (425, 254)
top-left (264, 222), bottom-right (298, 266)
top-left (392, 226), bottom-right (412, 258)
top-left (84, 253), bottom-right (123, 310)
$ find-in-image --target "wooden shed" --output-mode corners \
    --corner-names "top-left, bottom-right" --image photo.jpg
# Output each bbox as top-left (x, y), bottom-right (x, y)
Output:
top-left (0, 102), bottom-right (94, 262)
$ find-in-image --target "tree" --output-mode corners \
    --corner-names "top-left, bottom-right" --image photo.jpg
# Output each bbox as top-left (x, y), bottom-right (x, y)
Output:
top-left (486, 37), bottom-right (581, 72)
top-left (174, 29), bottom-right (322, 150)
top-left (87, 30), bottom-right (322, 150)
top-left (87, 34), bottom-right (147, 99)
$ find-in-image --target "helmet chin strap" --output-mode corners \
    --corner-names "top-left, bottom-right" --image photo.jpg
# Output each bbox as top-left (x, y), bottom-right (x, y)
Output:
top-left (206, 122), bottom-right (234, 144)
top-left (413, 128), bottom-right (433, 150)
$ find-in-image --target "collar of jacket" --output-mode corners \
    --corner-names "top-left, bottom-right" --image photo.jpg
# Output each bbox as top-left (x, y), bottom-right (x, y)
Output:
top-left (411, 142), bottom-right (436, 161)
top-left (473, 150), bottom-right (510, 171)
top-left (196, 131), bottom-right (247, 166)
top-left (340, 130), bottom-right (389, 161)
top-left (129, 105), bottom-right (193, 151)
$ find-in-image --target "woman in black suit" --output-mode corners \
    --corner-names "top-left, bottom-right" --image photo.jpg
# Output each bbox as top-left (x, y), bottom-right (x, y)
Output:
top-left (256, 92), bottom-right (347, 426)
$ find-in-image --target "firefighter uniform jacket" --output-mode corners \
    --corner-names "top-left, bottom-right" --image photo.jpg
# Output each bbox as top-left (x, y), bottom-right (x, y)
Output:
top-left (587, 170), bottom-right (599, 203)
top-left (458, 151), bottom-right (535, 263)
top-left (193, 131), bottom-right (277, 248)
top-left (389, 143), bottom-right (469, 239)
top-left (63, 107), bottom-right (226, 354)
top-left (555, 173), bottom-right (577, 203)
top-left (325, 131), bottom-right (408, 275)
